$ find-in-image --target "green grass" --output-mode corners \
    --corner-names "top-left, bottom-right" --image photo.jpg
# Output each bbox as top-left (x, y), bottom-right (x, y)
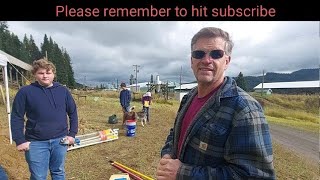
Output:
top-left (266, 116), bottom-right (319, 133)
top-left (264, 106), bottom-right (318, 123)
top-left (253, 93), bottom-right (319, 132)
top-left (273, 142), bottom-right (319, 179)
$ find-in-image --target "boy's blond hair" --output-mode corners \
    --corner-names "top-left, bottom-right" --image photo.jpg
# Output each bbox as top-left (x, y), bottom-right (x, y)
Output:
top-left (31, 58), bottom-right (56, 75)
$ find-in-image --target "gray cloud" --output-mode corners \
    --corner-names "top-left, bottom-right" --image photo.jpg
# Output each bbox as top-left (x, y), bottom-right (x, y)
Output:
top-left (7, 21), bottom-right (319, 86)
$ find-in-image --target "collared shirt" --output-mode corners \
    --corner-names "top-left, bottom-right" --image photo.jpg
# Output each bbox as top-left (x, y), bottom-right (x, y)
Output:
top-left (160, 76), bottom-right (275, 180)
top-left (177, 84), bottom-right (221, 158)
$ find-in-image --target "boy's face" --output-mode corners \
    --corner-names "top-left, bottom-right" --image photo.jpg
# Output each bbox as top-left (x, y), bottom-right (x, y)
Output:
top-left (34, 68), bottom-right (55, 87)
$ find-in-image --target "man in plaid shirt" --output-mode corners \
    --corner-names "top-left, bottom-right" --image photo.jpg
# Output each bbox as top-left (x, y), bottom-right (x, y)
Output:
top-left (156, 27), bottom-right (275, 180)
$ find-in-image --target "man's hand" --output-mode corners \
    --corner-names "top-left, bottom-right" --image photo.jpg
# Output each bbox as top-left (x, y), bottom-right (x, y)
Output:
top-left (156, 154), bottom-right (181, 180)
top-left (17, 142), bottom-right (31, 152)
top-left (66, 136), bottom-right (75, 145)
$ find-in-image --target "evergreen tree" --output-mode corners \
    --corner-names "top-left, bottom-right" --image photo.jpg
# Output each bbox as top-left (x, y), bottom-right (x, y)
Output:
top-left (6, 33), bottom-right (17, 55)
top-left (52, 42), bottom-right (67, 84)
top-left (2, 32), bottom-right (11, 52)
top-left (18, 36), bottom-right (30, 63)
top-left (62, 49), bottom-right (76, 88)
top-left (0, 21), bottom-right (9, 50)
top-left (0, 23), bottom-right (13, 54)
top-left (41, 34), bottom-right (50, 59)
top-left (236, 72), bottom-right (248, 91)
top-left (22, 34), bottom-right (33, 63)
top-left (1, 25), bottom-right (77, 89)
top-left (28, 35), bottom-right (42, 62)
top-left (0, 21), bottom-right (8, 32)
top-left (6, 34), bottom-right (28, 62)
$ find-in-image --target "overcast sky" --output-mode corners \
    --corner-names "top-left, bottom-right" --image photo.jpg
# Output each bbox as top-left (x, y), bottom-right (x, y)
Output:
top-left (6, 21), bottom-right (319, 86)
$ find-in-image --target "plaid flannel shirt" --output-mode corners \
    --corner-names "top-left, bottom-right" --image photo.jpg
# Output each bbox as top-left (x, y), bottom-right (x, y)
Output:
top-left (161, 76), bottom-right (275, 180)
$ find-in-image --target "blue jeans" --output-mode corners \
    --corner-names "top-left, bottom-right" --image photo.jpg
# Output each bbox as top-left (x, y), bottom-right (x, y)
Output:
top-left (25, 137), bottom-right (68, 180)
top-left (0, 165), bottom-right (8, 180)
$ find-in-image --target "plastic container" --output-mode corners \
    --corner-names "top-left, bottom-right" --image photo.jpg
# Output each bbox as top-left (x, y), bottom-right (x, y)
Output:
top-left (126, 120), bottom-right (136, 137)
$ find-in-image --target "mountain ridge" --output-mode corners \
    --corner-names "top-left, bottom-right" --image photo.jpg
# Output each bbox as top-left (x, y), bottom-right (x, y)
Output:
top-left (190, 68), bottom-right (319, 91)
top-left (240, 68), bottom-right (319, 91)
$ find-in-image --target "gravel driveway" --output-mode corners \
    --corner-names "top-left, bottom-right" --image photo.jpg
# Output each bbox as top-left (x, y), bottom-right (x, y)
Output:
top-left (269, 123), bottom-right (319, 163)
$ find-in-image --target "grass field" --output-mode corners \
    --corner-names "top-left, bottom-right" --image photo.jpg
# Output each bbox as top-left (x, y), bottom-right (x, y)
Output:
top-left (253, 93), bottom-right (319, 133)
top-left (0, 90), bottom-right (318, 179)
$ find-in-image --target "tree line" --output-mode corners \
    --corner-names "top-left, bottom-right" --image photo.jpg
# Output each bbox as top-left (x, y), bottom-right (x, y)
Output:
top-left (0, 21), bottom-right (76, 88)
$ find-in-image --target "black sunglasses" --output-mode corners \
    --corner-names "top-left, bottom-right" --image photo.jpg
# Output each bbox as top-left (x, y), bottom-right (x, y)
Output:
top-left (191, 50), bottom-right (225, 60)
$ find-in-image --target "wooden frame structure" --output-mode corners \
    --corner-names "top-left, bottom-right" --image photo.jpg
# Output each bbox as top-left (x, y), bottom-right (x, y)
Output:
top-left (67, 128), bottom-right (119, 151)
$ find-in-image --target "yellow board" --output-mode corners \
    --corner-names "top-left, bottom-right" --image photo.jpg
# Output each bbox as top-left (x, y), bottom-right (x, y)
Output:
top-left (104, 129), bottom-right (112, 134)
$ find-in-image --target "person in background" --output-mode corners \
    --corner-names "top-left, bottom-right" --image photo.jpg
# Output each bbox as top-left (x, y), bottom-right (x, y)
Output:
top-left (119, 82), bottom-right (131, 125)
top-left (142, 92), bottom-right (152, 124)
top-left (156, 27), bottom-right (275, 179)
top-left (11, 58), bottom-right (78, 180)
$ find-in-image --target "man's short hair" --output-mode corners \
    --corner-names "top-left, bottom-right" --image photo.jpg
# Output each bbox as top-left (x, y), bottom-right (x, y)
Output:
top-left (120, 83), bottom-right (126, 87)
top-left (191, 27), bottom-right (234, 55)
top-left (31, 58), bottom-right (56, 75)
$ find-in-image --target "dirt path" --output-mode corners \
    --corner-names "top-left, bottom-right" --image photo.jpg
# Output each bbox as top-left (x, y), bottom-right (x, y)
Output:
top-left (269, 123), bottom-right (319, 163)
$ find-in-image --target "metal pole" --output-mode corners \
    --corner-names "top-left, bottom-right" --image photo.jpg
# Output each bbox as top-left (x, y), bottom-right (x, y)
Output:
top-left (166, 80), bottom-right (169, 100)
top-left (84, 76), bottom-right (86, 90)
top-left (4, 65), bottom-right (12, 144)
top-left (116, 79), bottom-right (118, 90)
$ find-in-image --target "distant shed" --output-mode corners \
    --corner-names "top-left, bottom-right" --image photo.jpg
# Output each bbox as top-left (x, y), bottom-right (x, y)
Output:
top-left (253, 81), bottom-right (319, 94)
top-left (174, 83), bottom-right (198, 101)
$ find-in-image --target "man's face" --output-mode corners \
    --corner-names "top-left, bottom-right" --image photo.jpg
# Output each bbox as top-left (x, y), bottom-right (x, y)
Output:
top-left (34, 68), bottom-right (55, 87)
top-left (191, 37), bottom-right (230, 85)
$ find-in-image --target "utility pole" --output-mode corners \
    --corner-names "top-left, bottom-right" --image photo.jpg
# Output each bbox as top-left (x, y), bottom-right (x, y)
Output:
top-left (133, 65), bottom-right (140, 92)
top-left (116, 79), bottom-right (118, 90)
top-left (166, 80), bottom-right (169, 100)
top-left (84, 76), bottom-right (87, 91)
top-left (261, 69), bottom-right (264, 97)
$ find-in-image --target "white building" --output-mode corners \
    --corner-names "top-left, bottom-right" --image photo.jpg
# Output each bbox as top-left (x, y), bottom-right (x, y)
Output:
top-left (253, 81), bottom-right (319, 94)
top-left (174, 83), bottom-right (198, 102)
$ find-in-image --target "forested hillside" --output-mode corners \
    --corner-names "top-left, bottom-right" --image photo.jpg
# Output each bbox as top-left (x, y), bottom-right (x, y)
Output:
top-left (0, 21), bottom-right (76, 88)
